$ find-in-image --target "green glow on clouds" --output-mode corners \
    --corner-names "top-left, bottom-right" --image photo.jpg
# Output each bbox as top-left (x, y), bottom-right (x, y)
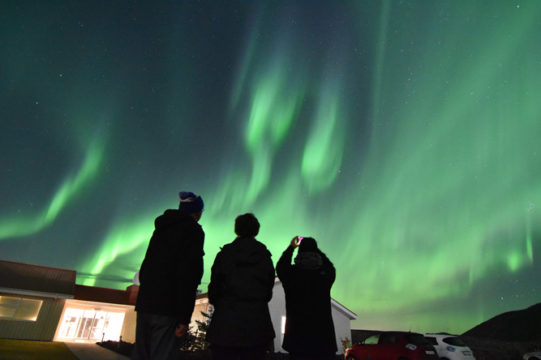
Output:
top-left (236, 44), bottom-right (307, 205)
top-left (0, 141), bottom-right (104, 240)
top-left (76, 1), bottom-right (541, 333)
top-left (301, 77), bottom-right (345, 193)
top-left (81, 212), bottom-right (153, 287)
top-left (2, 1), bottom-right (541, 335)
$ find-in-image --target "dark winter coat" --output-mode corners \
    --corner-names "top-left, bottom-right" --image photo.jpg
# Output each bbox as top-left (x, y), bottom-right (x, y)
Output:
top-left (206, 236), bottom-right (276, 348)
top-left (276, 246), bottom-right (337, 356)
top-left (135, 209), bottom-right (204, 325)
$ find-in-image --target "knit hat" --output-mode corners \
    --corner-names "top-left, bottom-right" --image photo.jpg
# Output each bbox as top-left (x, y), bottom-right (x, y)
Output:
top-left (298, 237), bottom-right (318, 252)
top-left (235, 213), bottom-right (260, 237)
top-left (178, 191), bottom-right (204, 214)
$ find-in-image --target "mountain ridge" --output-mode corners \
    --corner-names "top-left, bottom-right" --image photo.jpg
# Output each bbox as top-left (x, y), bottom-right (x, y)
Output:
top-left (462, 303), bottom-right (541, 342)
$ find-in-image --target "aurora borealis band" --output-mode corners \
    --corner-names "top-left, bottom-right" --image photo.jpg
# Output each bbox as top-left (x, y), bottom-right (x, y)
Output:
top-left (1, 0), bottom-right (540, 334)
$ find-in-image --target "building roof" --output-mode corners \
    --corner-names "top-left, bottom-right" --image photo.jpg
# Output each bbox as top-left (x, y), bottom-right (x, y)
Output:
top-left (0, 259), bottom-right (76, 299)
top-left (74, 284), bottom-right (133, 306)
top-left (331, 298), bottom-right (358, 320)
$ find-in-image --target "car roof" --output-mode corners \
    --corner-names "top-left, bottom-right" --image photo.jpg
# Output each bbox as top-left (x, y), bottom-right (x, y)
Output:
top-left (370, 331), bottom-right (425, 336)
top-left (424, 333), bottom-right (460, 338)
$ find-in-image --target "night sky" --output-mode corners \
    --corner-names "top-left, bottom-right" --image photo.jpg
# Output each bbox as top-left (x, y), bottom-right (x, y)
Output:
top-left (1, 0), bottom-right (540, 334)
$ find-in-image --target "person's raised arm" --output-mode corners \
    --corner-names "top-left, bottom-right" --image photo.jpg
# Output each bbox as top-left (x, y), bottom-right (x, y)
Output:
top-left (276, 237), bottom-right (300, 282)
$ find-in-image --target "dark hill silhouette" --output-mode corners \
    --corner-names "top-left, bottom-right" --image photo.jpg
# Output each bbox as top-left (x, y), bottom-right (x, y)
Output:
top-left (462, 303), bottom-right (541, 342)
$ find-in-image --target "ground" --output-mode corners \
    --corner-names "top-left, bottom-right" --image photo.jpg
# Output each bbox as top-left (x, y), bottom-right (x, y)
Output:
top-left (0, 339), bottom-right (78, 360)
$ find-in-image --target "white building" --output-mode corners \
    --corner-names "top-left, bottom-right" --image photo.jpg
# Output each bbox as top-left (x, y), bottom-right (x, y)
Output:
top-left (0, 259), bottom-right (139, 343)
top-left (0, 260), bottom-right (356, 354)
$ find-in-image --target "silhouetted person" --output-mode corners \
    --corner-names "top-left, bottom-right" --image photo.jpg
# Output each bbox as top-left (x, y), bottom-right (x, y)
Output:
top-left (206, 213), bottom-right (275, 360)
top-left (276, 236), bottom-right (337, 360)
top-left (133, 191), bottom-right (205, 360)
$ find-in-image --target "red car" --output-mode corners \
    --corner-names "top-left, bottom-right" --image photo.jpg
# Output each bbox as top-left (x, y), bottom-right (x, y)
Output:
top-left (345, 331), bottom-right (439, 360)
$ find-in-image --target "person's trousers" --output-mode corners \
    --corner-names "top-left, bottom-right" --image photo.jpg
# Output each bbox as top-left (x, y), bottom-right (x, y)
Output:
top-left (132, 312), bottom-right (180, 360)
top-left (211, 344), bottom-right (266, 360)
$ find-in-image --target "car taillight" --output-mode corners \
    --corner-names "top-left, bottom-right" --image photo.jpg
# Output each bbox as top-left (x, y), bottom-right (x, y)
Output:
top-left (405, 343), bottom-right (417, 351)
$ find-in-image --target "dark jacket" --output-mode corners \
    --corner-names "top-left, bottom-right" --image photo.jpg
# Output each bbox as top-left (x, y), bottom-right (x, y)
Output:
top-left (135, 209), bottom-right (204, 325)
top-left (276, 246), bottom-right (337, 356)
top-left (206, 236), bottom-right (275, 347)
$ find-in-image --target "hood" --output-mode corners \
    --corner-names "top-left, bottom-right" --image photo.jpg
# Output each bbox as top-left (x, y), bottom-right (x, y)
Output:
top-left (221, 236), bottom-right (271, 265)
top-left (154, 209), bottom-right (193, 229)
top-left (294, 251), bottom-right (323, 270)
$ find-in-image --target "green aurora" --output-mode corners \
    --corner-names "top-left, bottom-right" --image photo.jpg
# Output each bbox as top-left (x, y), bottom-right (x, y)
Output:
top-left (1, 1), bottom-right (540, 333)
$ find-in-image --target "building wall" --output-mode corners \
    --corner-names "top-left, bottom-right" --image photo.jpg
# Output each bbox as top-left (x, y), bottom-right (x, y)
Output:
top-left (268, 282), bottom-right (287, 352)
top-left (35, 282), bottom-right (351, 349)
top-left (0, 287), bottom-right (352, 349)
top-left (121, 309), bottom-right (137, 343)
top-left (331, 306), bottom-right (352, 353)
top-left (0, 294), bottom-right (65, 341)
top-left (54, 299), bottom-right (135, 343)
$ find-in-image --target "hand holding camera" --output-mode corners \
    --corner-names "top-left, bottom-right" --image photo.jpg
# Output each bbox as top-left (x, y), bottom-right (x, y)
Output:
top-left (291, 236), bottom-right (303, 248)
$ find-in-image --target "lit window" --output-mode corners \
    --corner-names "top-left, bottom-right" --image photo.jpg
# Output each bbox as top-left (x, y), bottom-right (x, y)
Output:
top-left (56, 307), bottom-right (125, 342)
top-left (0, 295), bottom-right (43, 321)
top-left (281, 315), bottom-right (286, 334)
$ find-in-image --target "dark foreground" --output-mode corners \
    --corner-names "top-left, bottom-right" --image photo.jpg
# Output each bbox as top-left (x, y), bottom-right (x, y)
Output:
top-left (99, 338), bottom-right (541, 360)
top-left (461, 336), bottom-right (540, 360)
top-left (98, 341), bottom-right (343, 360)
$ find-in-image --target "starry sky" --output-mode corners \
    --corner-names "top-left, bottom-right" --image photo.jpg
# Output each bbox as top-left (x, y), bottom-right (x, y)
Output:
top-left (1, 0), bottom-right (540, 334)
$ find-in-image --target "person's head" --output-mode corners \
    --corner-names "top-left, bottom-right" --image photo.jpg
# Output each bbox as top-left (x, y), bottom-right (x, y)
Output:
top-left (234, 213), bottom-right (260, 237)
top-left (298, 237), bottom-right (318, 253)
top-left (178, 191), bottom-right (204, 221)
top-left (294, 237), bottom-right (322, 269)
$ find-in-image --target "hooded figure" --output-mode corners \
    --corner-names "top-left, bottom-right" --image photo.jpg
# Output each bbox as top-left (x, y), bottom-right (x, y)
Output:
top-left (134, 191), bottom-right (205, 360)
top-left (276, 236), bottom-right (337, 360)
top-left (206, 213), bottom-right (275, 360)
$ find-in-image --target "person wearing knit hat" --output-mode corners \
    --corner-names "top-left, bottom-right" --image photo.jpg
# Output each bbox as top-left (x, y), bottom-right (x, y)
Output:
top-left (133, 191), bottom-right (205, 360)
top-left (276, 236), bottom-right (337, 360)
top-left (178, 191), bottom-right (204, 217)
